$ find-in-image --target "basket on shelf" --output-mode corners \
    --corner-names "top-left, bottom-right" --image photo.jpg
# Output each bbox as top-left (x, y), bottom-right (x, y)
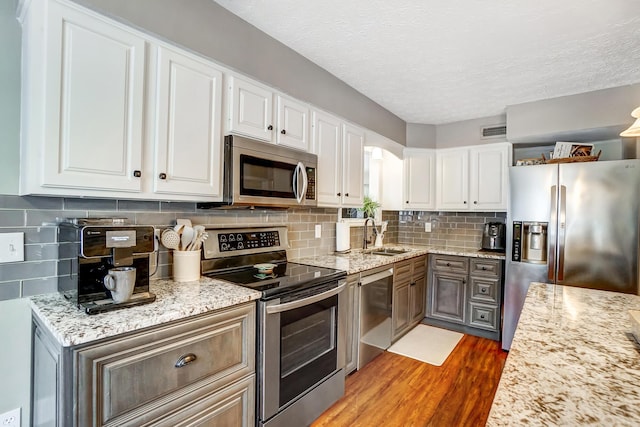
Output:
top-left (542, 150), bottom-right (601, 164)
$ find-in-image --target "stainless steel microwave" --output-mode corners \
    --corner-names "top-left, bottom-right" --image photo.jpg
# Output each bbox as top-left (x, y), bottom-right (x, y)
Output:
top-left (199, 135), bottom-right (317, 209)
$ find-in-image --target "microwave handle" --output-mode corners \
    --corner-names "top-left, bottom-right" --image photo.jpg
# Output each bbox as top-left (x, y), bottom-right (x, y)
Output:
top-left (292, 164), bottom-right (299, 201)
top-left (297, 162), bottom-right (308, 204)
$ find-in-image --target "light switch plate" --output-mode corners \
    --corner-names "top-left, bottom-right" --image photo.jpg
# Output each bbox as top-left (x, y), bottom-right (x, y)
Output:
top-left (424, 222), bottom-right (432, 232)
top-left (315, 224), bottom-right (322, 238)
top-left (0, 232), bottom-right (25, 263)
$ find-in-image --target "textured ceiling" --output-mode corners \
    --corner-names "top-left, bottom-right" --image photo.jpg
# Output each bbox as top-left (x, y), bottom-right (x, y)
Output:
top-left (213, 0), bottom-right (640, 125)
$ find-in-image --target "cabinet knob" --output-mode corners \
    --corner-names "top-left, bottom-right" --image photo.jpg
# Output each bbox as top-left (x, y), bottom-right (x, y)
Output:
top-left (481, 266), bottom-right (487, 270)
top-left (267, 125), bottom-right (273, 131)
top-left (345, 193), bottom-right (349, 197)
top-left (281, 129), bottom-right (286, 135)
top-left (133, 170), bottom-right (141, 178)
top-left (175, 353), bottom-right (197, 368)
top-left (337, 192), bottom-right (341, 196)
top-left (474, 201), bottom-right (478, 204)
top-left (480, 314), bottom-right (486, 320)
top-left (406, 201), bottom-right (409, 204)
top-left (462, 279), bottom-right (466, 284)
top-left (463, 201), bottom-right (467, 204)
top-left (481, 288), bottom-right (487, 293)
top-left (159, 173), bottom-right (167, 180)
top-left (446, 262), bottom-right (451, 267)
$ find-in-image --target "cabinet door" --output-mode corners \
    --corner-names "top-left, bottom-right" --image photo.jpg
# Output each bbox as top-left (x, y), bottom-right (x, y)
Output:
top-left (228, 76), bottom-right (274, 142)
top-left (410, 275), bottom-right (426, 324)
top-left (403, 149), bottom-right (436, 210)
top-left (151, 46), bottom-right (223, 198)
top-left (469, 143), bottom-right (511, 210)
top-left (392, 283), bottom-right (411, 341)
top-left (276, 95), bottom-right (310, 152)
top-left (436, 149), bottom-right (469, 210)
top-left (342, 124), bottom-right (365, 207)
top-left (42, 1), bottom-right (145, 192)
top-left (313, 110), bottom-right (342, 207)
top-left (428, 272), bottom-right (466, 324)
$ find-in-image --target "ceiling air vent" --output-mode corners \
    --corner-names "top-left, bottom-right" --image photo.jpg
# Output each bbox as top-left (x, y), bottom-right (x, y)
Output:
top-left (481, 124), bottom-right (507, 139)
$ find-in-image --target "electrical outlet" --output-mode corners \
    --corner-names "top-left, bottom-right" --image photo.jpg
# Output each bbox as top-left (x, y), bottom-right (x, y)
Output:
top-left (1, 407), bottom-right (20, 427)
top-left (424, 222), bottom-right (432, 232)
top-left (0, 232), bottom-right (24, 263)
top-left (315, 224), bottom-right (322, 238)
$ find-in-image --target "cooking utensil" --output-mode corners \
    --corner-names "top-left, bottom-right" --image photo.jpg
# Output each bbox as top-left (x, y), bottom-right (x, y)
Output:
top-left (186, 226), bottom-right (206, 251)
top-left (181, 225), bottom-right (194, 251)
top-left (160, 228), bottom-right (180, 250)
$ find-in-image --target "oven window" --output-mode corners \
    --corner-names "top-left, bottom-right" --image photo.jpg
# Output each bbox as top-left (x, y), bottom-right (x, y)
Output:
top-left (240, 155), bottom-right (296, 198)
top-left (279, 295), bottom-right (338, 407)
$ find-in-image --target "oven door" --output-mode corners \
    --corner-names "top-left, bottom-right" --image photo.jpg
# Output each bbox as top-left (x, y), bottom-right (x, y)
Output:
top-left (259, 281), bottom-right (346, 422)
top-left (231, 136), bottom-right (317, 207)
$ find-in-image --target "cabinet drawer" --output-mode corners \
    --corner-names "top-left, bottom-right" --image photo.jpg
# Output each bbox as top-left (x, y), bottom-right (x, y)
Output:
top-left (75, 303), bottom-right (255, 426)
top-left (469, 276), bottom-right (499, 304)
top-left (470, 258), bottom-right (501, 278)
top-left (468, 302), bottom-right (498, 331)
top-left (431, 255), bottom-right (468, 274)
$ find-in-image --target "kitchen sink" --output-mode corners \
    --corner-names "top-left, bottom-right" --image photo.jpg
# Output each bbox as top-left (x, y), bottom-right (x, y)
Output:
top-left (367, 248), bottom-right (410, 256)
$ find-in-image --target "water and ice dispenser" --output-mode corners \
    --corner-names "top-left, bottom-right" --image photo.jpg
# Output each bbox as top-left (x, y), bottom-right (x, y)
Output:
top-left (512, 221), bottom-right (548, 263)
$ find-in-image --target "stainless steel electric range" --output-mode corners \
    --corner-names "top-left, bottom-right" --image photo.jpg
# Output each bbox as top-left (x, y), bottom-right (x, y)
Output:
top-left (201, 226), bottom-right (347, 427)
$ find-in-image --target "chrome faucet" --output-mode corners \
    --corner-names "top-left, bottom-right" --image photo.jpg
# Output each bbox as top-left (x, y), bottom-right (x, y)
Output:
top-left (363, 217), bottom-right (377, 250)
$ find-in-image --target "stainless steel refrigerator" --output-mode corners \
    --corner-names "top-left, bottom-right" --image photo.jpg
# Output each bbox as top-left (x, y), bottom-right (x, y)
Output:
top-left (503, 159), bottom-right (640, 350)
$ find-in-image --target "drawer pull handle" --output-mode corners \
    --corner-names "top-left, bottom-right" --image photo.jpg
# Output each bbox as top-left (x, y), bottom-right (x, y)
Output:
top-left (481, 288), bottom-right (487, 293)
top-left (446, 262), bottom-right (451, 267)
top-left (175, 353), bottom-right (197, 368)
top-left (481, 266), bottom-right (487, 270)
top-left (480, 314), bottom-right (486, 320)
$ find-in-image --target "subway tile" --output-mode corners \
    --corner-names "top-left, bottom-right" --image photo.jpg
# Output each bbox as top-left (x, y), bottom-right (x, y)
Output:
top-left (160, 201), bottom-right (197, 213)
top-left (26, 209), bottom-right (87, 226)
top-left (22, 277), bottom-right (58, 297)
top-left (64, 197), bottom-right (117, 211)
top-left (0, 195), bottom-right (63, 210)
top-left (118, 200), bottom-right (161, 212)
top-left (24, 244), bottom-right (59, 262)
top-left (135, 212), bottom-right (176, 225)
top-left (0, 210), bottom-right (25, 227)
top-left (87, 212), bottom-right (136, 223)
top-left (0, 281), bottom-right (21, 301)
top-left (0, 260), bottom-right (56, 281)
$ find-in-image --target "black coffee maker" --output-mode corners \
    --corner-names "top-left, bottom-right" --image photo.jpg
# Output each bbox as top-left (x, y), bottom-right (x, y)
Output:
top-left (58, 218), bottom-right (157, 314)
top-left (481, 222), bottom-right (506, 251)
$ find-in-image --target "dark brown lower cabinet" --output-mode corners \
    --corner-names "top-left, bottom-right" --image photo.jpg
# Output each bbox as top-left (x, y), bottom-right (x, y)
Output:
top-left (31, 302), bottom-right (256, 426)
top-left (426, 254), bottom-right (503, 341)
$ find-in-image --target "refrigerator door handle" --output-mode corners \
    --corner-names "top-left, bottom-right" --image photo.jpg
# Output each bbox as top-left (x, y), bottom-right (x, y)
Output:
top-left (548, 185), bottom-right (558, 281)
top-left (557, 185), bottom-right (567, 282)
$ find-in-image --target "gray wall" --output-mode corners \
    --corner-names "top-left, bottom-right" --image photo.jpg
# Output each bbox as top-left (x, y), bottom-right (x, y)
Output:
top-left (435, 114), bottom-right (507, 149)
top-left (406, 123), bottom-right (437, 148)
top-left (507, 83), bottom-right (640, 144)
top-left (0, 0), bottom-right (20, 195)
top-left (72, 0), bottom-right (407, 145)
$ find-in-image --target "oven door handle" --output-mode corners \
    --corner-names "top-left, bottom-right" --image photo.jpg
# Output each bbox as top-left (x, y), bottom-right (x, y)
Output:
top-left (266, 281), bottom-right (346, 314)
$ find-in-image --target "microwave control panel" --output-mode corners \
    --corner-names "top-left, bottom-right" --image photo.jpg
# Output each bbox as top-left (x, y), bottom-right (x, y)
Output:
top-left (306, 167), bottom-right (316, 200)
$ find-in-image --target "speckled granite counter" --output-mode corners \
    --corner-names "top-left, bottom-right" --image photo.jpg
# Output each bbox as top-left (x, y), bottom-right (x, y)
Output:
top-left (294, 245), bottom-right (504, 275)
top-left (487, 282), bottom-right (640, 426)
top-left (29, 278), bottom-right (261, 347)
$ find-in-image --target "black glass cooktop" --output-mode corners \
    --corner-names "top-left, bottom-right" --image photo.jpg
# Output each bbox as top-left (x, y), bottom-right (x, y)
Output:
top-left (206, 262), bottom-right (346, 299)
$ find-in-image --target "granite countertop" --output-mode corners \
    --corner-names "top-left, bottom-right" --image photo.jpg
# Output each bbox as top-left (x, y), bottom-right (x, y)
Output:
top-left (294, 245), bottom-right (504, 275)
top-left (487, 282), bottom-right (640, 426)
top-left (29, 278), bottom-right (261, 347)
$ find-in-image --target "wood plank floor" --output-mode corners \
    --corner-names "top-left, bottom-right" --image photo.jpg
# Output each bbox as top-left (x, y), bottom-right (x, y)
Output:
top-left (312, 334), bottom-right (508, 427)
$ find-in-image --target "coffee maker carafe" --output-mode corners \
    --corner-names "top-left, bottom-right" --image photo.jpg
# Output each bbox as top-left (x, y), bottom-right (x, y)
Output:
top-left (58, 219), bottom-right (156, 314)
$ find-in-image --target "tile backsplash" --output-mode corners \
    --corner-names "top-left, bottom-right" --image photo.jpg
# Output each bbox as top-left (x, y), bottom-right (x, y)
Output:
top-left (0, 194), bottom-right (506, 301)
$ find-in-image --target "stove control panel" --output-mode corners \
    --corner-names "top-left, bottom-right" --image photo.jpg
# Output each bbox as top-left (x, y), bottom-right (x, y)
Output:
top-left (218, 230), bottom-right (280, 252)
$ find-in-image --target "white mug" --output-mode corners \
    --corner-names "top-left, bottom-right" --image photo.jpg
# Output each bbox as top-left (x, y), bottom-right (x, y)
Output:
top-left (104, 267), bottom-right (136, 303)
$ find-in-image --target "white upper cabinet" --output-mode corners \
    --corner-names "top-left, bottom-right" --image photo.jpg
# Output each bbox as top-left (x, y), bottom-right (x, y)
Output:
top-left (312, 111), bottom-right (365, 208)
top-left (227, 76), bottom-right (274, 142)
top-left (436, 142), bottom-right (511, 211)
top-left (20, 0), bottom-right (146, 195)
top-left (276, 95), bottom-right (310, 151)
top-left (341, 124), bottom-right (365, 207)
top-left (19, 0), bottom-right (226, 201)
top-left (149, 45), bottom-right (224, 199)
top-left (403, 149), bottom-right (436, 210)
top-left (313, 110), bottom-right (343, 206)
top-left (469, 143), bottom-right (511, 210)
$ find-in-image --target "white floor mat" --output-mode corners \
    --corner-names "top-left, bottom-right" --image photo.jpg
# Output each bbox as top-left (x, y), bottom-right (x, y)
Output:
top-left (387, 324), bottom-right (463, 366)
